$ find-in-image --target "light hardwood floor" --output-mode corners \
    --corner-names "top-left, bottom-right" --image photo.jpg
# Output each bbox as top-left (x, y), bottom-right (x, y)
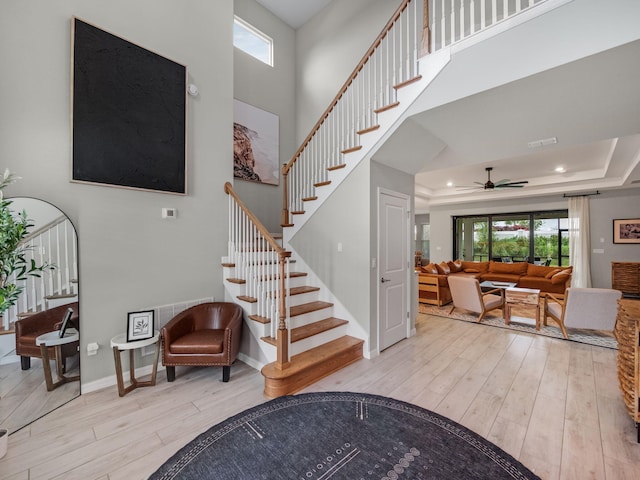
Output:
top-left (2, 313), bottom-right (640, 480)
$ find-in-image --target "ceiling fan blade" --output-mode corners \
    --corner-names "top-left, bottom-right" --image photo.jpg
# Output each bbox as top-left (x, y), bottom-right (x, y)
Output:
top-left (503, 180), bottom-right (529, 185)
top-left (473, 181), bottom-right (485, 186)
top-left (496, 183), bottom-right (527, 188)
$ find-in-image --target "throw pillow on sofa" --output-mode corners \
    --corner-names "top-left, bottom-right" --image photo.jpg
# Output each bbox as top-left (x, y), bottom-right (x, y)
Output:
top-left (436, 262), bottom-right (451, 275)
top-left (489, 261), bottom-right (528, 275)
top-left (551, 270), bottom-right (571, 284)
top-left (421, 263), bottom-right (439, 275)
top-left (544, 268), bottom-right (562, 279)
top-left (447, 259), bottom-right (463, 273)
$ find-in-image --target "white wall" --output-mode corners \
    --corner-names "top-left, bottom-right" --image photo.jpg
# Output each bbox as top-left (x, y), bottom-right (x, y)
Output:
top-left (0, 1), bottom-right (234, 384)
top-left (589, 189), bottom-right (640, 287)
top-left (233, 0), bottom-right (296, 233)
top-left (295, 0), bottom-right (399, 143)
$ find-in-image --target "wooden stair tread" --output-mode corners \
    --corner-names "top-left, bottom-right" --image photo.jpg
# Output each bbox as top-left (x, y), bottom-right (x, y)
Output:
top-left (341, 146), bottom-right (362, 154)
top-left (291, 317), bottom-right (348, 343)
top-left (249, 315), bottom-right (270, 324)
top-left (290, 286), bottom-right (320, 296)
top-left (290, 301), bottom-right (333, 317)
top-left (226, 278), bottom-right (246, 285)
top-left (357, 125), bottom-right (380, 135)
top-left (327, 164), bottom-right (346, 171)
top-left (302, 196), bottom-right (317, 202)
top-left (374, 101), bottom-right (400, 114)
top-left (314, 180), bottom-right (331, 188)
top-left (261, 336), bottom-right (364, 397)
top-left (393, 75), bottom-right (422, 90)
top-left (237, 295), bottom-right (257, 303)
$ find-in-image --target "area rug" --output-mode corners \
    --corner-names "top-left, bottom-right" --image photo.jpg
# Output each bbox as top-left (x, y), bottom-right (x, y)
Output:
top-left (419, 304), bottom-right (617, 350)
top-left (150, 392), bottom-right (540, 480)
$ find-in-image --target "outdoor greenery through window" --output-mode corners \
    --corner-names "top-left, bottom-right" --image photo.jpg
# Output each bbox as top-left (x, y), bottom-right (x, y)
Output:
top-left (453, 210), bottom-right (569, 267)
top-left (233, 16), bottom-right (273, 66)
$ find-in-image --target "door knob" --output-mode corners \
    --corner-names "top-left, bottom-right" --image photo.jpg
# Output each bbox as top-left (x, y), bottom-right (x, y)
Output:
top-left (381, 277), bottom-right (391, 283)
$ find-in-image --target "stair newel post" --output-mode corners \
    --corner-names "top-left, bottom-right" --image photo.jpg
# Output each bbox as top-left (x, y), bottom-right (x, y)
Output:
top-left (281, 164), bottom-right (291, 227)
top-left (276, 250), bottom-right (291, 370)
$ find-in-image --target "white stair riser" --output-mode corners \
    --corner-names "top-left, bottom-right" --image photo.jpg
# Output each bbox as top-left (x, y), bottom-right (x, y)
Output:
top-left (287, 291), bottom-right (320, 307)
top-left (290, 324), bottom-right (348, 356)
top-left (289, 307), bottom-right (334, 329)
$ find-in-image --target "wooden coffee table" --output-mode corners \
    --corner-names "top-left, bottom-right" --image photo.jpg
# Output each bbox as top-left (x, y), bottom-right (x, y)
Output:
top-left (505, 287), bottom-right (541, 329)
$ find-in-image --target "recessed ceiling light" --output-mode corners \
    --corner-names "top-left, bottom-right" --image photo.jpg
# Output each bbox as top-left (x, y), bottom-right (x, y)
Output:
top-left (555, 166), bottom-right (566, 173)
top-left (446, 181), bottom-right (453, 187)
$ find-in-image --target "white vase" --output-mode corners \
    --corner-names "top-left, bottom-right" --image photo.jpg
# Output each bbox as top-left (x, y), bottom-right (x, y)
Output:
top-left (0, 429), bottom-right (7, 459)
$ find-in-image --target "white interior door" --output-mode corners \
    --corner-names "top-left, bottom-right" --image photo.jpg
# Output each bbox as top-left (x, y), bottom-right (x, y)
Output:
top-left (379, 190), bottom-right (409, 351)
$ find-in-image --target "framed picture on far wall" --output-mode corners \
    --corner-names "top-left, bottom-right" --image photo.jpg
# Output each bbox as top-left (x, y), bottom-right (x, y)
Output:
top-left (127, 310), bottom-right (155, 342)
top-left (233, 99), bottom-right (279, 186)
top-left (613, 218), bottom-right (640, 244)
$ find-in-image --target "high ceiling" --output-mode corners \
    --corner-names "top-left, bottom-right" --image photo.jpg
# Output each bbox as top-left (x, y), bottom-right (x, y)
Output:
top-left (255, 0), bottom-right (331, 29)
top-left (255, 1), bottom-right (640, 212)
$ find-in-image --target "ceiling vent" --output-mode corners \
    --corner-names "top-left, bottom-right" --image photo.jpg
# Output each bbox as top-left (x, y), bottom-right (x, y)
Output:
top-left (527, 136), bottom-right (557, 148)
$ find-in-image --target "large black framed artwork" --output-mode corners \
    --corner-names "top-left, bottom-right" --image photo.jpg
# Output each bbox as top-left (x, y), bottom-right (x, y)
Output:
top-left (71, 17), bottom-right (187, 194)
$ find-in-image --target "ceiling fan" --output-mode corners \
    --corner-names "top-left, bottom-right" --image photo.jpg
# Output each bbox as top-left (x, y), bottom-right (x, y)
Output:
top-left (458, 167), bottom-right (529, 190)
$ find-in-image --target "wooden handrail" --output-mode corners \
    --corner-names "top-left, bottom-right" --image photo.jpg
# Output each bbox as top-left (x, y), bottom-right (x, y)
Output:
top-left (225, 181), bottom-right (291, 368)
top-left (225, 182), bottom-right (286, 255)
top-left (282, 0), bottom-right (412, 177)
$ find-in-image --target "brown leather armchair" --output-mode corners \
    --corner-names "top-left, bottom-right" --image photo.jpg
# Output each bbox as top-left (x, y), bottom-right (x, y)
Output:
top-left (14, 302), bottom-right (79, 371)
top-left (161, 302), bottom-right (243, 383)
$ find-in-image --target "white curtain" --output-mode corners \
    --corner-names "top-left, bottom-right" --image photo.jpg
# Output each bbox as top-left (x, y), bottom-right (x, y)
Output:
top-left (568, 196), bottom-right (592, 288)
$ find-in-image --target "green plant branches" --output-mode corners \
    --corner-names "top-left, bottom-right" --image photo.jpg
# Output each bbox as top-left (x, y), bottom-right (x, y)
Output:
top-left (0, 169), bottom-right (53, 313)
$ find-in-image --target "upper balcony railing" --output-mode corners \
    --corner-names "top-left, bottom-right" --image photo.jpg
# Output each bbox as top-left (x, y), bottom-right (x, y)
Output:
top-left (429, 0), bottom-right (547, 51)
top-left (282, 0), bottom-right (421, 228)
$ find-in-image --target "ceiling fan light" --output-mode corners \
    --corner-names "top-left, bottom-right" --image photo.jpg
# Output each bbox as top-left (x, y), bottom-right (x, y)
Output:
top-left (555, 166), bottom-right (566, 173)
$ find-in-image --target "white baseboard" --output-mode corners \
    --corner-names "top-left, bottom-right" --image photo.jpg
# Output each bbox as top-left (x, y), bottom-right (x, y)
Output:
top-left (237, 353), bottom-right (264, 372)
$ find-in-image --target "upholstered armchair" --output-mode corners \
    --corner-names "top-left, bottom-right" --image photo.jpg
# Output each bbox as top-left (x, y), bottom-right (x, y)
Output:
top-left (448, 276), bottom-right (505, 322)
top-left (543, 288), bottom-right (622, 339)
top-left (14, 302), bottom-right (79, 371)
top-left (161, 302), bottom-right (243, 383)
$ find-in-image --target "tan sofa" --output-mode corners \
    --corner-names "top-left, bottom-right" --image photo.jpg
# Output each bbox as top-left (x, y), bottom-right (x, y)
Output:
top-left (418, 260), bottom-right (572, 306)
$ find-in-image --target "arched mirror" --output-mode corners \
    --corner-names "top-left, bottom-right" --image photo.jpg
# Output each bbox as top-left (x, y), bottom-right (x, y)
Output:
top-left (0, 197), bottom-right (79, 434)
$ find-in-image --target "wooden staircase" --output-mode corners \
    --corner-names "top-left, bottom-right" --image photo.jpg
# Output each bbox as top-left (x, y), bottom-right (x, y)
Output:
top-left (223, 259), bottom-right (363, 398)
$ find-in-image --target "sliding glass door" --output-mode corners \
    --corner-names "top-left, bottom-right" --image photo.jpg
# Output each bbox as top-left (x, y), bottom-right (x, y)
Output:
top-left (453, 210), bottom-right (568, 263)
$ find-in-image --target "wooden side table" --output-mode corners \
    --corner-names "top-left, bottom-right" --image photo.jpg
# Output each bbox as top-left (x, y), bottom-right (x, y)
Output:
top-left (505, 287), bottom-right (541, 330)
top-left (110, 330), bottom-right (160, 397)
top-left (35, 329), bottom-right (80, 391)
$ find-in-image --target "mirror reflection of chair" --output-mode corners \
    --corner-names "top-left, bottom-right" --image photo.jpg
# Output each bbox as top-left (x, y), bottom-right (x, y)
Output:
top-left (543, 288), bottom-right (622, 339)
top-left (161, 302), bottom-right (243, 383)
top-left (448, 276), bottom-right (505, 322)
top-left (14, 302), bottom-right (79, 371)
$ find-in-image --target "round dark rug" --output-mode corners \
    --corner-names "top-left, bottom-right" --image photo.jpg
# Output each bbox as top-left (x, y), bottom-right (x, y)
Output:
top-left (150, 392), bottom-right (540, 480)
